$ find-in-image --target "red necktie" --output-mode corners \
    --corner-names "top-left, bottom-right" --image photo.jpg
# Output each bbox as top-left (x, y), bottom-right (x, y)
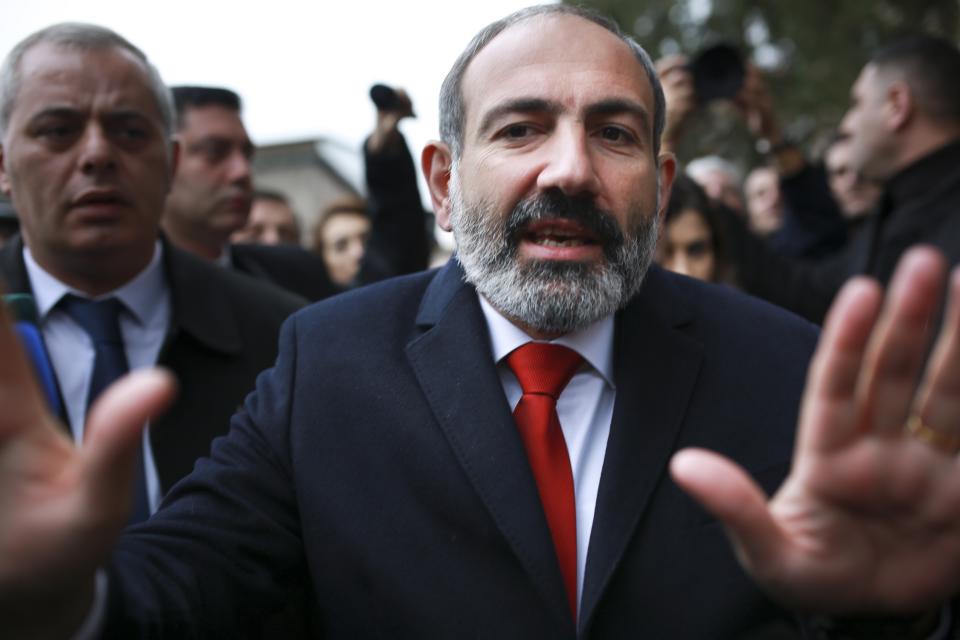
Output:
top-left (506, 342), bottom-right (583, 619)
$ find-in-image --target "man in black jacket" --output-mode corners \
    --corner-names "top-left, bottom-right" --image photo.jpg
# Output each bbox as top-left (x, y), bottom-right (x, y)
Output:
top-left (162, 85), bottom-right (430, 301)
top-left (0, 22), bottom-right (304, 512)
top-left (726, 36), bottom-right (960, 323)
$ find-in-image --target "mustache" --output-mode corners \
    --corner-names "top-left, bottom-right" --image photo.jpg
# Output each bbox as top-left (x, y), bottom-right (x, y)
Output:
top-left (505, 190), bottom-right (625, 251)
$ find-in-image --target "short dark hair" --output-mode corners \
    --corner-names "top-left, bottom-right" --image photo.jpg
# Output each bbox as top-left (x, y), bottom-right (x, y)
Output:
top-left (170, 85), bottom-right (242, 126)
top-left (871, 34), bottom-right (960, 125)
top-left (438, 4), bottom-right (665, 159)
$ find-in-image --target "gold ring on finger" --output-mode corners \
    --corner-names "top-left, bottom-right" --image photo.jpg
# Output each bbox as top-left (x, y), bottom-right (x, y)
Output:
top-left (905, 415), bottom-right (960, 454)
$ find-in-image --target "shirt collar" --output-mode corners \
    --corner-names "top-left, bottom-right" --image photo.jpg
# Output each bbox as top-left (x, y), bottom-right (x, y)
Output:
top-left (24, 240), bottom-right (167, 326)
top-left (478, 293), bottom-right (615, 388)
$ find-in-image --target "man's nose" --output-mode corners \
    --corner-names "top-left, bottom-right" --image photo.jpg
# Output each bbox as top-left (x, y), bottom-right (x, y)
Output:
top-left (78, 126), bottom-right (116, 174)
top-left (536, 126), bottom-right (600, 197)
top-left (227, 150), bottom-right (252, 186)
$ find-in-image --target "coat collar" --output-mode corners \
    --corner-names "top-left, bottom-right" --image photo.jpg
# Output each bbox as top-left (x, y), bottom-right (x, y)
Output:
top-left (0, 234), bottom-right (244, 357)
top-left (159, 237), bottom-right (244, 356)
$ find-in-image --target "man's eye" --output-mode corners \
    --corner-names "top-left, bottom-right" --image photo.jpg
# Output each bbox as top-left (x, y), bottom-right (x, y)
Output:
top-left (199, 143), bottom-right (230, 162)
top-left (502, 124), bottom-right (533, 139)
top-left (599, 126), bottom-right (632, 143)
top-left (686, 240), bottom-right (710, 258)
top-left (38, 125), bottom-right (73, 138)
top-left (123, 127), bottom-right (147, 140)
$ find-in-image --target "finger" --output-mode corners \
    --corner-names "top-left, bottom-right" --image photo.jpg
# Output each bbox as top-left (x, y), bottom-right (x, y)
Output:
top-left (0, 294), bottom-right (58, 445)
top-left (796, 277), bottom-right (882, 454)
top-left (79, 369), bottom-right (177, 517)
top-left (857, 248), bottom-right (946, 437)
top-left (913, 266), bottom-right (960, 445)
top-left (671, 448), bottom-right (786, 577)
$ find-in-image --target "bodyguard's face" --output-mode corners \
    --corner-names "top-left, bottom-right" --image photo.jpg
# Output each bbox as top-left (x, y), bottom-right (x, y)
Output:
top-left (165, 104), bottom-right (253, 237)
top-left (0, 44), bottom-right (173, 272)
top-left (839, 64), bottom-right (891, 181)
top-left (430, 14), bottom-right (674, 337)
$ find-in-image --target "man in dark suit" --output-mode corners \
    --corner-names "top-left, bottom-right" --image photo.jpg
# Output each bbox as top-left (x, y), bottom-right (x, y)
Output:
top-left (162, 86), bottom-right (430, 301)
top-left (0, 23), bottom-right (304, 513)
top-left (4, 7), bottom-right (960, 639)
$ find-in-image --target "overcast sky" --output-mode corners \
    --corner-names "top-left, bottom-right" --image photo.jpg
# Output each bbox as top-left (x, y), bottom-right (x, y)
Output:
top-left (1, 0), bottom-right (545, 156)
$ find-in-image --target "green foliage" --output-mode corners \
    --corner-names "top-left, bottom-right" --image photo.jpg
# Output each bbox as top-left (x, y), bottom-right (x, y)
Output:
top-left (573, 0), bottom-right (959, 166)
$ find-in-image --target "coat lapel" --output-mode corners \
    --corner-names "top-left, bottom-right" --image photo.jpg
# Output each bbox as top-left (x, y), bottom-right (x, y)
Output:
top-left (405, 261), bottom-right (575, 632)
top-left (0, 235), bottom-right (70, 427)
top-left (579, 268), bottom-right (704, 632)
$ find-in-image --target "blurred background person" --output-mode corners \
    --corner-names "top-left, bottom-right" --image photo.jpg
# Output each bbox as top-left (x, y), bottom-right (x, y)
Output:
top-left (659, 54), bottom-right (848, 262)
top-left (162, 86), bottom-right (253, 262)
top-left (312, 198), bottom-right (370, 288)
top-left (685, 155), bottom-right (745, 214)
top-left (823, 133), bottom-right (882, 230)
top-left (743, 165), bottom-right (784, 237)
top-left (162, 85), bottom-right (337, 301)
top-left (305, 84), bottom-right (431, 290)
top-left (231, 189), bottom-right (301, 246)
top-left (657, 173), bottom-right (734, 285)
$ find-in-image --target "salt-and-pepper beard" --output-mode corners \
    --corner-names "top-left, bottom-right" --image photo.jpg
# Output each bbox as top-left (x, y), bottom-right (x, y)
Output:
top-left (450, 169), bottom-right (661, 336)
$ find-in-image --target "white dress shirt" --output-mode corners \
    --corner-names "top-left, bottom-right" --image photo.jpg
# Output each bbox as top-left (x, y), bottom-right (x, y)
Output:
top-left (478, 294), bottom-right (615, 613)
top-left (24, 242), bottom-right (171, 513)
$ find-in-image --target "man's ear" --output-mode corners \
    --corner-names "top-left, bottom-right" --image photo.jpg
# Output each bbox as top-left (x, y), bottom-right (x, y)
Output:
top-left (656, 152), bottom-right (678, 225)
top-left (422, 141), bottom-right (454, 232)
top-left (886, 81), bottom-right (913, 131)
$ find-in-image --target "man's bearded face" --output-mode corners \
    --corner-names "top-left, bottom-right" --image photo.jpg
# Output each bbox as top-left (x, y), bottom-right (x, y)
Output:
top-left (449, 169), bottom-right (660, 335)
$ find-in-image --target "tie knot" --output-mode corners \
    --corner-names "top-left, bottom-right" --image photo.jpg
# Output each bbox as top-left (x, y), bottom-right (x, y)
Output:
top-left (59, 294), bottom-right (125, 346)
top-left (506, 342), bottom-right (583, 399)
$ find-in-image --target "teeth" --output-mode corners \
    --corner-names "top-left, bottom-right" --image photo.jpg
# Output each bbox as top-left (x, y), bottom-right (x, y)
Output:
top-left (535, 237), bottom-right (586, 247)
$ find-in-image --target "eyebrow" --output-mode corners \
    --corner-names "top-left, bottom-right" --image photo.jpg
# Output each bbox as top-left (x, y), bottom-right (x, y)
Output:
top-left (475, 96), bottom-right (652, 139)
top-left (476, 98), bottom-right (562, 138)
top-left (26, 107), bottom-right (81, 122)
top-left (584, 98), bottom-right (652, 136)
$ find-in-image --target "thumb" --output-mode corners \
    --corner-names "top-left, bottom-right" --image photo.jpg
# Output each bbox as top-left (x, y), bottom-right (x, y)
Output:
top-left (79, 369), bottom-right (177, 515)
top-left (670, 448), bottom-right (786, 575)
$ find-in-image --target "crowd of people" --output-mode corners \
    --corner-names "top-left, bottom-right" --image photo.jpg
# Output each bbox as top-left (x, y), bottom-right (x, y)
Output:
top-left (652, 34), bottom-right (960, 329)
top-left (3, 5), bottom-right (960, 639)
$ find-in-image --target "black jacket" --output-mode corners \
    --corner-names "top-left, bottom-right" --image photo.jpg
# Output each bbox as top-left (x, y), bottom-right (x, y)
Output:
top-left (728, 139), bottom-right (960, 323)
top-left (0, 235), bottom-right (305, 491)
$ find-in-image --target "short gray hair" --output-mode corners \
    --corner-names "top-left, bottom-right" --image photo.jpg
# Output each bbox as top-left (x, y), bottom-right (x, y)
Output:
top-left (686, 155), bottom-right (743, 186)
top-left (0, 22), bottom-right (175, 139)
top-left (438, 4), bottom-right (666, 159)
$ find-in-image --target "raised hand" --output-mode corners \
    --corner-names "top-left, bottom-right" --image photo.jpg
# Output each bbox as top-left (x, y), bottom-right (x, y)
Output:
top-left (672, 246), bottom-right (960, 616)
top-left (0, 295), bottom-right (176, 636)
top-left (367, 85), bottom-right (416, 155)
top-left (655, 54), bottom-right (697, 153)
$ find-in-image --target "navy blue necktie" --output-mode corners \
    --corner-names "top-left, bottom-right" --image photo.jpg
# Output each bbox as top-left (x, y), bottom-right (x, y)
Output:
top-left (60, 294), bottom-right (151, 524)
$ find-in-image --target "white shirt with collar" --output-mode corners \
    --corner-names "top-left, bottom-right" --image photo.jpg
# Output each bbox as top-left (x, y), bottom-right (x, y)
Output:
top-left (23, 241), bottom-right (171, 513)
top-left (478, 294), bottom-right (615, 613)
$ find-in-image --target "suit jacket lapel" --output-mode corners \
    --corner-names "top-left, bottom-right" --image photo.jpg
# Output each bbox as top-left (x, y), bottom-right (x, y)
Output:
top-left (0, 234), bottom-right (32, 293)
top-left (0, 235), bottom-right (70, 427)
top-left (405, 261), bottom-right (575, 632)
top-left (160, 238), bottom-right (244, 357)
top-left (579, 268), bottom-right (704, 632)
